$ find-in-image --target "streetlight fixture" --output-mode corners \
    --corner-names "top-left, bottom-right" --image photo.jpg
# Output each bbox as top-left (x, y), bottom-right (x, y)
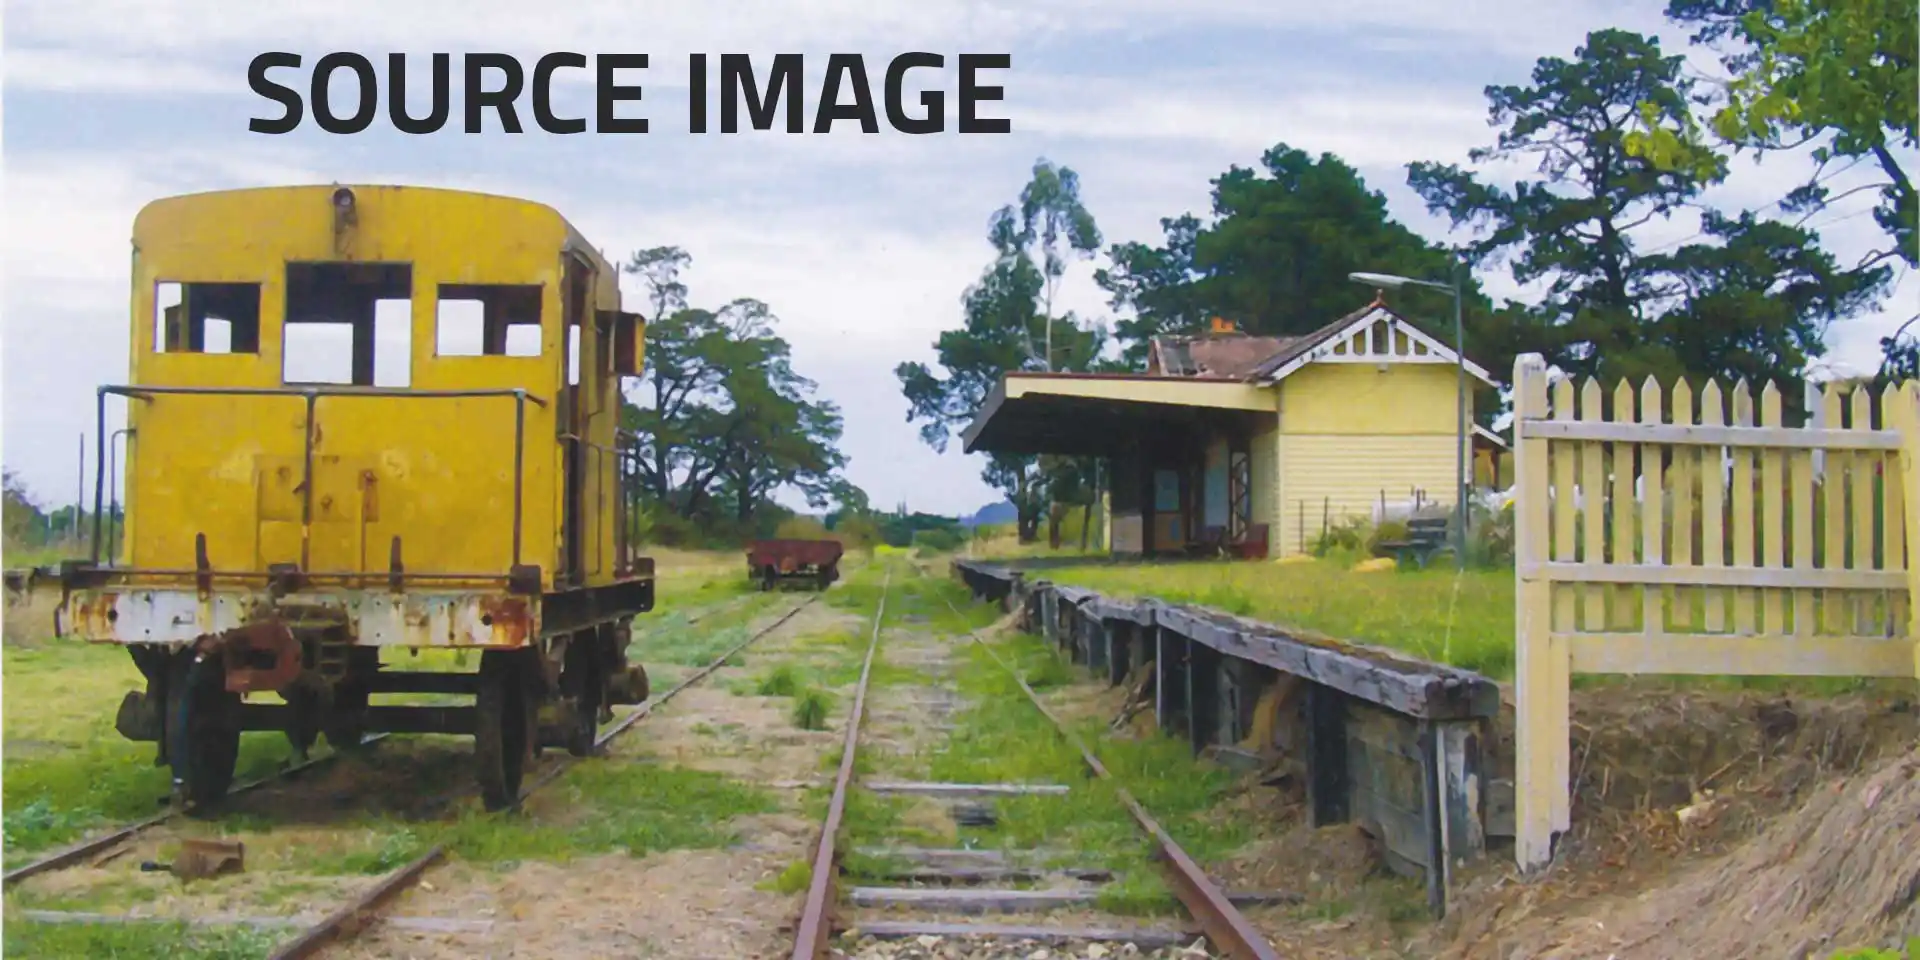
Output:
top-left (1349, 267), bottom-right (1468, 570)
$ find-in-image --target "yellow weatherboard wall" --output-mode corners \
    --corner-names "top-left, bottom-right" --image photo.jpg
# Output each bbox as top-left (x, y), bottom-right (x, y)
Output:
top-left (124, 185), bottom-right (634, 590)
top-left (1272, 363), bottom-right (1468, 556)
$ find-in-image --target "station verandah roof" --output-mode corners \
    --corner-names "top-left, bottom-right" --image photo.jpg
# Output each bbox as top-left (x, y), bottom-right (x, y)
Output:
top-left (959, 373), bottom-right (1275, 458)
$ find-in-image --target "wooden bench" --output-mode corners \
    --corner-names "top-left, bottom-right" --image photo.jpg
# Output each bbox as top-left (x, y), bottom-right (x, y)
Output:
top-left (1376, 515), bottom-right (1452, 568)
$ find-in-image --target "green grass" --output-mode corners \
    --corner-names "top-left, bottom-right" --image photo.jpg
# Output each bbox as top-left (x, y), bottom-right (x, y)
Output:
top-left (928, 624), bottom-right (1246, 862)
top-left (757, 859), bottom-right (812, 894)
top-left (631, 593), bottom-right (791, 687)
top-left (756, 664), bottom-right (804, 697)
top-left (1041, 557), bottom-right (1517, 677)
top-left (1032, 557), bottom-right (1903, 695)
top-left (3, 919), bottom-right (279, 960)
top-left (285, 760), bottom-right (778, 874)
top-left (823, 576), bottom-right (1256, 916)
top-left (789, 688), bottom-right (834, 730)
top-left (1827, 940), bottom-right (1920, 960)
top-left (0, 644), bottom-right (290, 864)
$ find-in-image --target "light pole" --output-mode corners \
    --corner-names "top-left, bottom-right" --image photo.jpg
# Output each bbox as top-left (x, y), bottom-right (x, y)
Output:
top-left (1350, 267), bottom-right (1468, 570)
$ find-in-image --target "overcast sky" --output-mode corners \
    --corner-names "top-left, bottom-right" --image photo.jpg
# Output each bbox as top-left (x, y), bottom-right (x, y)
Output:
top-left (3, 0), bottom-right (1912, 517)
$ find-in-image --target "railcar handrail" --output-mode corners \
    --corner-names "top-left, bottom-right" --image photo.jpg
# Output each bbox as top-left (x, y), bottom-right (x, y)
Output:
top-left (556, 431), bottom-right (648, 579)
top-left (91, 384), bottom-right (550, 575)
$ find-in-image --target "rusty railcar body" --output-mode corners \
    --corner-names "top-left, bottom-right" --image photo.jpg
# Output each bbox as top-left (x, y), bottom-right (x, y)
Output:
top-left (54, 184), bottom-right (657, 812)
top-left (746, 539), bottom-right (843, 591)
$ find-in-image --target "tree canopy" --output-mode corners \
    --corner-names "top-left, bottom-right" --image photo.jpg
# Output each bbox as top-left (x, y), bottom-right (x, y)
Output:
top-left (1407, 28), bottom-right (1889, 403)
top-left (1626, 0), bottom-right (1916, 372)
top-left (618, 246), bottom-right (853, 544)
top-left (1096, 145), bottom-right (1475, 365)
top-left (897, 158), bottom-right (1108, 542)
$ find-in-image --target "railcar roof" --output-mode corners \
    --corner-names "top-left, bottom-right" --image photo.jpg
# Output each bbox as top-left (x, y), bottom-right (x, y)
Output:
top-left (132, 183), bottom-right (613, 274)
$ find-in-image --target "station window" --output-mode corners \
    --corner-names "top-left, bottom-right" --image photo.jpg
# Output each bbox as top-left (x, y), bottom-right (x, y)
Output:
top-left (282, 263), bottom-right (413, 386)
top-left (435, 284), bottom-right (543, 357)
top-left (153, 281), bottom-right (261, 354)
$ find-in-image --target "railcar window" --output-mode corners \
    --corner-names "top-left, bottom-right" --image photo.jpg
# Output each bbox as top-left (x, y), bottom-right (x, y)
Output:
top-left (566, 324), bottom-right (581, 385)
top-left (152, 281), bottom-right (261, 354)
top-left (282, 262), bottom-right (413, 386)
top-left (435, 284), bottom-right (543, 357)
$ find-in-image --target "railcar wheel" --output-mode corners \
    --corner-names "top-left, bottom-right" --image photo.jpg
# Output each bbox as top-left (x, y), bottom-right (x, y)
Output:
top-left (322, 646), bottom-right (377, 752)
top-left (166, 653), bottom-right (241, 815)
top-left (563, 631), bottom-right (604, 758)
top-left (322, 683), bottom-right (369, 752)
top-left (475, 650), bottom-right (535, 812)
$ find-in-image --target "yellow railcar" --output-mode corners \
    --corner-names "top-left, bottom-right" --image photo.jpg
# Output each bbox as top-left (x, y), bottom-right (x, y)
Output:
top-left (54, 184), bottom-right (656, 811)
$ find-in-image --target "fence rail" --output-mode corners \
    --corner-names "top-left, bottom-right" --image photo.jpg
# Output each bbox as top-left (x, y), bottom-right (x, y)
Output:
top-left (1510, 352), bottom-right (1920, 870)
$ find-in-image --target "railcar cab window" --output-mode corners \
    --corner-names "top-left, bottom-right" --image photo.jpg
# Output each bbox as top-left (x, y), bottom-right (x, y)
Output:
top-left (281, 262), bottom-right (413, 387)
top-left (153, 281), bottom-right (262, 354)
top-left (435, 283), bottom-right (543, 357)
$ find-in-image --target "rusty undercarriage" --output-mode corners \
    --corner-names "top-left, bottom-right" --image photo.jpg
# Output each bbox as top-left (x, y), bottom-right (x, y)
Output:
top-left (54, 562), bottom-right (657, 814)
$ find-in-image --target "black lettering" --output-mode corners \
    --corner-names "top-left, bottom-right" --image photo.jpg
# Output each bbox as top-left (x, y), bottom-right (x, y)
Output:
top-left (597, 54), bottom-right (648, 133)
top-left (813, 54), bottom-right (877, 134)
top-left (247, 52), bottom-right (304, 134)
top-left (388, 53), bottom-right (450, 135)
top-left (532, 52), bottom-right (586, 134)
top-left (688, 53), bottom-right (707, 133)
top-left (465, 53), bottom-right (525, 133)
top-left (721, 53), bottom-right (802, 133)
top-left (312, 52), bottom-right (377, 134)
top-left (884, 52), bottom-right (944, 134)
top-left (958, 53), bottom-right (1010, 133)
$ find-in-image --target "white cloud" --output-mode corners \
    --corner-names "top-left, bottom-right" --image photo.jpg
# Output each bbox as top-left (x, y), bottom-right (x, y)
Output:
top-left (0, 141), bottom-right (1021, 514)
top-left (1010, 80), bottom-right (1493, 170)
top-left (4, 0), bottom-right (1915, 519)
top-left (6, 0), bottom-right (1660, 65)
top-left (3, 46), bottom-right (234, 95)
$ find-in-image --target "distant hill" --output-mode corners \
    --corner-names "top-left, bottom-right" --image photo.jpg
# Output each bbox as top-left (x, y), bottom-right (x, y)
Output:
top-left (959, 501), bottom-right (1018, 529)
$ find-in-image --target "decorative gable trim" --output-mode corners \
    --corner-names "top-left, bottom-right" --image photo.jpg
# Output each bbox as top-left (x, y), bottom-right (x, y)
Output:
top-left (1257, 306), bottom-right (1495, 386)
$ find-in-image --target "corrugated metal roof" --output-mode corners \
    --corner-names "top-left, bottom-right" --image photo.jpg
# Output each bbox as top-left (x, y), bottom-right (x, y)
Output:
top-left (1147, 333), bottom-right (1297, 379)
top-left (1139, 298), bottom-right (1485, 384)
top-left (1244, 303), bottom-right (1382, 380)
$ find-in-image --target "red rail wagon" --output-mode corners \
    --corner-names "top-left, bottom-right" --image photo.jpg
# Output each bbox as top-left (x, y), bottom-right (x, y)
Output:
top-left (746, 539), bottom-right (843, 591)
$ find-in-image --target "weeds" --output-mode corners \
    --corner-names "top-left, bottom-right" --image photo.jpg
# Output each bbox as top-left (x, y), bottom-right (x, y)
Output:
top-left (790, 688), bottom-right (834, 730)
top-left (302, 761), bottom-right (781, 872)
top-left (756, 664), bottom-right (803, 697)
top-left (1827, 940), bottom-right (1920, 960)
top-left (758, 859), bottom-right (812, 894)
top-left (3, 919), bottom-right (278, 960)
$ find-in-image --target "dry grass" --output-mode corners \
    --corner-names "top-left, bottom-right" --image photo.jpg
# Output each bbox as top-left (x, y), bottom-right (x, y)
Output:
top-left (1433, 733), bottom-right (1920, 959)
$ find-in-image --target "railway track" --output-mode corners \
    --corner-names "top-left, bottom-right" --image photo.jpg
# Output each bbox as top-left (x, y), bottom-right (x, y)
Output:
top-left (9, 567), bottom-right (1278, 959)
top-left (1, 734), bottom-right (393, 889)
top-left (258, 591), bottom-right (825, 959)
top-left (787, 567), bottom-right (1278, 960)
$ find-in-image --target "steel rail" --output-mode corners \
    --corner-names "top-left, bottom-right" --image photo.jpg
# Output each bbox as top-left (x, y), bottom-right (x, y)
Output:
top-left (264, 844), bottom-right (447, 960)
top-left (2, 734), bottom-right (391, 888)
top-left (938, 593), bottom-right (1279, 960)
top-left (265, 591), bottom-right (827, 960)
top-left (790, 565), bottom-right (893, 960)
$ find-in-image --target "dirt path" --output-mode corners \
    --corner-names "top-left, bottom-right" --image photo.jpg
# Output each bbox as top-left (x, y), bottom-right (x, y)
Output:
top-left (330, 590), bottom-right (880, 960)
